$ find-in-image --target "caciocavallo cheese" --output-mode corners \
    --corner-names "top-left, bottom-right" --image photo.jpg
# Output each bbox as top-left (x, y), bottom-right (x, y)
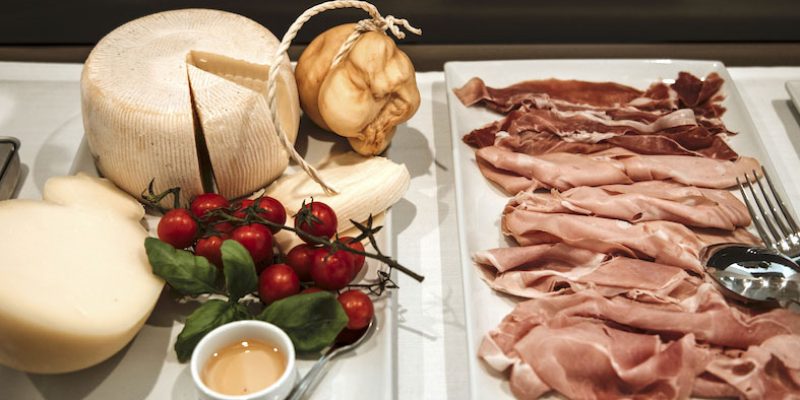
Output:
top-left (81, 9), bottom-right (300, 202)
top-left (0, 175), bottom-right (163, 373)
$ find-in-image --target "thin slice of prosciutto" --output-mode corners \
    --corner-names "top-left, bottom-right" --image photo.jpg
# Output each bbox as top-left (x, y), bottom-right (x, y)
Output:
top-left (453, 77), bottom-right (647, 114)
top-left (476, 145), bottom-right (760, 194)
top-left (480, 288), bottom-right (800, 399)
top-left (454, 72), bottom-right (724, 118)
top-left (463, 109), bottom-right (737, 160)
top-left (502, 209), bottom-right (759, 274)
top-left (507, 181), bottom-right (751, 230)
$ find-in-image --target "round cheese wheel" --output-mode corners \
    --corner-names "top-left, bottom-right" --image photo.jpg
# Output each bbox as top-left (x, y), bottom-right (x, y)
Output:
top-left (0, 176), bottom-right (162, 373)
top-left (81, 9), bottom-right (301, 201)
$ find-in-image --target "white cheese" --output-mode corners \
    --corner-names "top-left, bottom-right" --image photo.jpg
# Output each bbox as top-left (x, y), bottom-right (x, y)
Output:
top-left (0, 176), bottom-right (163, 374)
top-left (81, 9), bottom-right (300, 201)
top-left (43, 172), bottom-right (145, 221)
top-left (261, 152), bottom-right (410, 250)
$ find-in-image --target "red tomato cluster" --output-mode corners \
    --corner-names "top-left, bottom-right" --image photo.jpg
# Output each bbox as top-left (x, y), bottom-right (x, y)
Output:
top-left (156, 194), bottom-right (374, 330)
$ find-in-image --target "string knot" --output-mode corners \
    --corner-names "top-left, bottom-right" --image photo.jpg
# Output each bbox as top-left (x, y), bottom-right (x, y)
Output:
top-left (358, 15), bottom-right (422, 40)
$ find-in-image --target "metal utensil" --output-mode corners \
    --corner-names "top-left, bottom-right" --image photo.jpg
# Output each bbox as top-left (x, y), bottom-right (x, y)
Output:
top-left (701, 243), bottom-right (800, 307)
top-left (287, 317), bottom-right (377, 400)
top-left (0, 136), bottom-right (21, 200)
top-left (736, 166), bottom-right (800, 259)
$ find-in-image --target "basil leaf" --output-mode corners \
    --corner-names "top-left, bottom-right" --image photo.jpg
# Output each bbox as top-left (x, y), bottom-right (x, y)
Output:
top-left (145, 237), bottom-right (218, 296)
top-left (221, 240), bottom-right (258, 302)
top-left (174, 300), bottom-right (250, 362)
top-left (257, 292), bottom-right (348, 353)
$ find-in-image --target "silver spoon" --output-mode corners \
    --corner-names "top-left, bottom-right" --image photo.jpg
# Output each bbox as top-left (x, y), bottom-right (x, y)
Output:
top-left (287, 317), bottom-right (377, 400)
top-left (701, 243), bottom-right (800, 308)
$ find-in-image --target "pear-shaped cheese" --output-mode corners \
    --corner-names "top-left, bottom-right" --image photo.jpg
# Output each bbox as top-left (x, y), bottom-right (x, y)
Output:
top-left (81, 9), bottom-right (300, 201)
top-left (0, 175), bottom-right (163, 373)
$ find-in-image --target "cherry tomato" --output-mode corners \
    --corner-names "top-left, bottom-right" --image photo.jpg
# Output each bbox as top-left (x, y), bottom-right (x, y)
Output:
top-left (195, 235), bottom-right (227, 268)
top-left (232, 223), bottom-right (273, 264)
top-left (234, 197), bottom-right (287, 233)
top-left (286, 244), bottom-right (318, 282)
top-left (190, 193), bottom-right (230, 220)
top-left (300, 287), bottom-right (323, 294)
top-left (339, 236), bottom-right (366, 278)
top-left (258, 264), bottom-right (300, 303)
top-left (295, 201), bottom-right (338, 243)
top-left (310, 248), bottom-right (352, 290)
top-left (158, 208), bottom-right (198, 249)
top-left (338, 290), bottom-right (374, 330)
top-left (210, 222), bottom-right (234, 235)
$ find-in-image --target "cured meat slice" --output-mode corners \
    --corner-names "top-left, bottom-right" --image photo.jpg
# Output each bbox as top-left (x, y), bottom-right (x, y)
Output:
top-left (453, 77), bottom-right (645, 113)
top-left (472, 243), bottom-right (605, 273)
top-left (507, 181), bottom-right (751, 230)
top-left (480, 288), bottom-right (800, 399)
top-left (476, 249), bottom-right (701, 302)
top-left (502, 209), bottom-right (759, 274)
top-left (672, 72), bottom-right (726, 119)
top-left (476, 145), bottom-right (760, 193)
top-left (704, 335), bottom-right (800, 398)
top-left (464, 115), bottom-right (737, 160)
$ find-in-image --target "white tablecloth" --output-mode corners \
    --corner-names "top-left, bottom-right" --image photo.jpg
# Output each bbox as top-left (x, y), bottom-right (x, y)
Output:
top-left (1, 62), bottom-right (800, 399)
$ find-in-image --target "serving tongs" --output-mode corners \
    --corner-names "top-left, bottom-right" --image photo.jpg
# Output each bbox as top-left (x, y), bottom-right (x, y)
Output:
top-left (0, 136), bottom-right (21, 200)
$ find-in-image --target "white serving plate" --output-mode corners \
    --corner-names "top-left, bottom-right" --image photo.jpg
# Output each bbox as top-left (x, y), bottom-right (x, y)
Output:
top-left (788, 80), bottom-right (800, 112)
top-left (444, 59), bottom-right (797, 400)
top-left (0, 76), bottom-right (396, 400)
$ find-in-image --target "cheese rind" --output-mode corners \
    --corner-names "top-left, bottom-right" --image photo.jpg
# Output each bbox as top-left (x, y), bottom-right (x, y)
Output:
top-left (82, 9), bottom-right (300, 201)
top-left (0, 177), bottom-right (163, 374)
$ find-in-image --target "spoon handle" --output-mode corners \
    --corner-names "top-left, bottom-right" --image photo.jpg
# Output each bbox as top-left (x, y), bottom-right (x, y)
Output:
top-left (287, 353), bottom-right (334, 400)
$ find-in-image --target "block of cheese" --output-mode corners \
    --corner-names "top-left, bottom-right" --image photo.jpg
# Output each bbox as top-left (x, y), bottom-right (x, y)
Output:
top-left (81, 9), bottom-right (300, 201)
top-left (262, 152), bottom-right (410, 250)
top-left (0, 175), bottom-right (163, 373)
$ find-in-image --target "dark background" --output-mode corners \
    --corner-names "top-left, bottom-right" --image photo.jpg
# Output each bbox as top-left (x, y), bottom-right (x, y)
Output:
top-left (1, 0), bottom-right (800, 67)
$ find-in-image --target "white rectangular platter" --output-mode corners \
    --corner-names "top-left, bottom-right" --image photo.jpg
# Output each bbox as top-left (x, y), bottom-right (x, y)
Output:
top-left (444, 59), bottom-right (796, 400)
top-left (0, 68), bottom-right (396, 400)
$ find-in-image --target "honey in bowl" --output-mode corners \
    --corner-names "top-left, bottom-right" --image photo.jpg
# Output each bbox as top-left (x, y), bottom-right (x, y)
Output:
top-left (201, 338), bottom-right (287, 396)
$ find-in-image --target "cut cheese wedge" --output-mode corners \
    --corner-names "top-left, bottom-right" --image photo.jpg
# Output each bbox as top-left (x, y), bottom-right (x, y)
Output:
top-left (262, 152), bottom-right (410, 250)
top-left (81, 9), bottom-right (300, 202)
top-left (0, 176), bottom-right (163, 373)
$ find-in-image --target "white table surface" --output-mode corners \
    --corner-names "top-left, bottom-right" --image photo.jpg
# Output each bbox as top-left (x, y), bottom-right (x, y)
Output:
top-left (1, 61), bottom-right (800, 399)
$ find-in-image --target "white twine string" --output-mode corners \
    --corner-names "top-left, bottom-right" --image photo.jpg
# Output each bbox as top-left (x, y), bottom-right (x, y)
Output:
top-left (267, 1), bottom-right (421, 195)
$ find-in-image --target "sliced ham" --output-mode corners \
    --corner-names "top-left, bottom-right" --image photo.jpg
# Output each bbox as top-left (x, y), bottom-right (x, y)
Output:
top-left (481, 288), bottom-right (800, 399)
top-left (502, 209), bottom-right (759, 274)
top-left (477, 250), bottom-right (702, 303)
top-left (507, 181), bottom-right (751, 230)
top-left (476, 145), bottom-right (760, 194)
top-left (473, 242), bottom-right (606, 273)
top-left (704, 335), bottom-right (800, 398)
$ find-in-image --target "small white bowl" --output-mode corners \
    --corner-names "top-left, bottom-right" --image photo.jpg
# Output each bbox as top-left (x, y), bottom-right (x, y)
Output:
top-left (190, 320), bottom-right (297, 400)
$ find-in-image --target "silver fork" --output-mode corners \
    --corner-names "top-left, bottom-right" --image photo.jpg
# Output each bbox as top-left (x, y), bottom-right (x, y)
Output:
top-left (736, 166), bottom-right (800, 259)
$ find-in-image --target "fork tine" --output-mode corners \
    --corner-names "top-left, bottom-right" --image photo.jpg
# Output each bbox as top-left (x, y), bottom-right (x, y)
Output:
top-left (745, 171), bottom-right (783, 244)
top-left (738, 176), bottom-right (775, 249)
top-left (761, 166), bottom-right (800, 233)
top-left (753, 169), bottom-right (792, 237)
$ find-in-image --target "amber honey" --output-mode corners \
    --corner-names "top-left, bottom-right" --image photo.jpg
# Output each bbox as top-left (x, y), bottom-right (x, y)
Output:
top-left (201, 338), bottom-right (286, 396)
